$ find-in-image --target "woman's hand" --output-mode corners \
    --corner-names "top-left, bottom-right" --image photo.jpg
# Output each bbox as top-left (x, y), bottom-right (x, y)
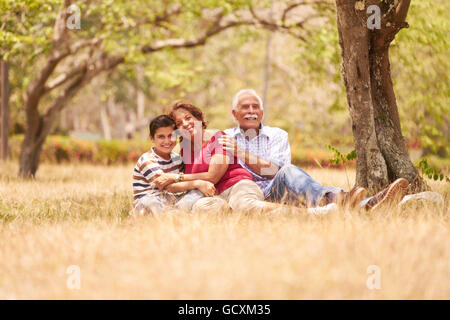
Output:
top-left (195, 180), bottom-right (216, 197)
top-left (153, 173), bottom-right (177, 190)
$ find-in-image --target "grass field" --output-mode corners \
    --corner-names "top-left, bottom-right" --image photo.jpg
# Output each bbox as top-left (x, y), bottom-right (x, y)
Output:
top-left (0, 162), bottom-right (449, 299)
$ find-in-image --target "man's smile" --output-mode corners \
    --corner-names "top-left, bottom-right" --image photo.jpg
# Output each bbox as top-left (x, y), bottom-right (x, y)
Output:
top-left (244, 114), bottom-right (258, 120)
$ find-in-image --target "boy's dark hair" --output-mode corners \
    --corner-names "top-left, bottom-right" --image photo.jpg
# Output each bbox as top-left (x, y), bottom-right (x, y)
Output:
top-left (149, 115), bottom-right (176, 138)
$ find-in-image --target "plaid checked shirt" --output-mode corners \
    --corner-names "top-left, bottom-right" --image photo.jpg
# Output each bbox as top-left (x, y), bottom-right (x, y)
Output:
top-left (224, 124), bottom-right (291, 191)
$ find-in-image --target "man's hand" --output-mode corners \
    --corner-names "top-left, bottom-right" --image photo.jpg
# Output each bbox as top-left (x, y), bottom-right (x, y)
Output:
top-left (218, 135), bottom-right (244, 159)
top-left (195, 180), bottom-right (216, 197)
top-left (153, 172), bottom-right (177, 190)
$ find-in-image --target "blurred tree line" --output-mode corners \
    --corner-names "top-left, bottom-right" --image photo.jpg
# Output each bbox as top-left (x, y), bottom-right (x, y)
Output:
top-left (0, 0), bottom-right (448, 176)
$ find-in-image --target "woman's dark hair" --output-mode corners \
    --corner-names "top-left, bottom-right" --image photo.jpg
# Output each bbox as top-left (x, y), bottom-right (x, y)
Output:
top-left (168, 100), bottom-right (208, 129)
top-left (149, 115), bottom-right (176, 138)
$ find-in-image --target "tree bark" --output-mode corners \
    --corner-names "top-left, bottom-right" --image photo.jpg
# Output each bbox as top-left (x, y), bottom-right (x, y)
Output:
top-left (136, 68), bottom-right (146, 139)
top-left (100, 104), bottom-right (112, 140)
top-left (19, 73), bottom-right (88, 177)
top-left (0, 60), bottom-right (9, 160)
top-left (369, 44), bottom-right (423, 191)
top-left (262, 32), bottom-right (272, 114)
top-left (19, 133), bottom-right (46, 178)
top-left (335, 0), bottom-right (423, 193)
top-left (335, 0), bottom-right (388, 193)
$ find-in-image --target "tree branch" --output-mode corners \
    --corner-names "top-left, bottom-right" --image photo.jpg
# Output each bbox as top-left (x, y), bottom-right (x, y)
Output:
top-left (40, 71), bottom-right (90, 144)
top-left (52, 0), bottom-right (70, 44)
top-left (249, 3), bottom-right (314, 41)
top-left (96, 3), bottom-right (183, 37)
top-left (44, 62), bottom-right (88, 93)
top-left (140, 14), bottom-right (254, 53)
top-left (44, 38), bottom-right (103, 93)
top-left (281, 1), bottom-right (333, 27)
top-left (394, 0), bottom-right (411, 28)
top-left (24, 0), bottom-right (71, 136)
top-left (41, 4), bottom-right (319, 112)
top-left (282, 2), bottom-right (305, 26)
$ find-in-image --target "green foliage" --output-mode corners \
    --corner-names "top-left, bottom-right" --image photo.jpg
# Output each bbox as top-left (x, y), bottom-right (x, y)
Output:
top-left (1, 0), bottom-right (448, 164)
top-left (417, 158), bottom-right (450, 183)
top-left (293, 0), bottom-right (449, 157)
top-left (0, 0), bottom-right (58, 60)
top-left (327, 145), bottom-right (356, 165)
top-left (1, 0), bottom-right (259, 137)
top-left (393, 1), bottom-right (450, 156)
top-left (295, 12), bottom-right (340, 84)
top-left (327, 144), bottom-right (355, 188)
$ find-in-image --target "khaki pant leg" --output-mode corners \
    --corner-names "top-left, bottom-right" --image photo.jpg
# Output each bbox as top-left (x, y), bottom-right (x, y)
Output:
top-left (224, 179), bottom-right (269, 213)
top-left (192, 196), bottom-right (230, 214)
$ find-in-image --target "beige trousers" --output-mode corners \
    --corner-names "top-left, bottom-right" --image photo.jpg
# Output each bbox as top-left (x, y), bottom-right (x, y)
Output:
top-left (192, 179), bottom-right (272, 214)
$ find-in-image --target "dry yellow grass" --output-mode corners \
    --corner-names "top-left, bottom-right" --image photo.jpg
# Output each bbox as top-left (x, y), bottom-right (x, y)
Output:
top-left (0, 161), bottom-right (449, 299)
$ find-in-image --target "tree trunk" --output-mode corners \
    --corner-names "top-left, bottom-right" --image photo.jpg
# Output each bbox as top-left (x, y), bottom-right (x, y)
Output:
top-left (19, 72), bottom-right (88, 177)
top-left (19, 133), bottom-right (46, 178)
top-left (136, 85), bottom-right (146, 139)
top-left (1, 60), bottom-right (10, 160)
top-left (335, 0), bottom-right (423, 193)
top-left (100, 104), bottom-right (112, 139)
top-left (19, 109), bottom-right (52, 177)
top-left (369, 45), bottom-right (423, 191)
top-left (60, 108), bottom-right (67, 133)
top-left (335, 0), bottom-right (389, 193)
top-left (73, 106), bottom-right (80, 132)
top-left (262, 32), bottom-right (272, 114)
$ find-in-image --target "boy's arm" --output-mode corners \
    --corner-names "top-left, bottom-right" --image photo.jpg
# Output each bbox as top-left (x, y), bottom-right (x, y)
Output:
top-left (165, 180), bottom-right (199, 193)
top-left (153, 154), bottom-right (229, 190)
top-left (165, 180), bottom-right (215, 197)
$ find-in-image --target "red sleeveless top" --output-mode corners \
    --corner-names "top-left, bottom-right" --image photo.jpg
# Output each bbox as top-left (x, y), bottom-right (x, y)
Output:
top-left (181, 131), bottom-right (253, 194)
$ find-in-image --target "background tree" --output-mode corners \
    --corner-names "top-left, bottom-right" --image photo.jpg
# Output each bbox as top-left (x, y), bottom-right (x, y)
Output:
top-left (335, 0), bottom-right (425, 192)
top-left (2, 0), bottom-right (447, 182)
top-left (0, 60), bottom-right (9, 160)
top-left (1, 0), bottom-right (323, 177)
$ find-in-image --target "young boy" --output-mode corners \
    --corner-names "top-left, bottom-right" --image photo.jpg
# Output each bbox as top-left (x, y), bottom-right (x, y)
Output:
top-left (133, 115), bottom-right (215, 215)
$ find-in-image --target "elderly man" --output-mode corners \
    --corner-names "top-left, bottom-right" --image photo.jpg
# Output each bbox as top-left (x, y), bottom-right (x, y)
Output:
top-left (220, 89), bottom-right (408, 210)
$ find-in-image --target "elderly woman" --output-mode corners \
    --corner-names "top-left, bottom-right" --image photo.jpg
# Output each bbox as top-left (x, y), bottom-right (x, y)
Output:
top-left (152, 100), bottom-right (286, 214)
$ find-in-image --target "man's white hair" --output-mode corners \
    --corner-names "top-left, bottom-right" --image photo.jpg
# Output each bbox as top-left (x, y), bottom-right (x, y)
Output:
top-left (232, 89), bottom-right (264, 111)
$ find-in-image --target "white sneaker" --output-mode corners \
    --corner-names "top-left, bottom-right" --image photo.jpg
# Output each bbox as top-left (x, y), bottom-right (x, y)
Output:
top-left (265, 206), bottom-right (294, 215)
top-left (307, 203), bottom-right (338, 215)
top-left (398, 191), bottom-right (444, 208)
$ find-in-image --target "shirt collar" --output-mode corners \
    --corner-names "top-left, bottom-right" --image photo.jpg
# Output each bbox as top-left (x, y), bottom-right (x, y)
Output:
top-left (151, 147), bottom-right (174, 161)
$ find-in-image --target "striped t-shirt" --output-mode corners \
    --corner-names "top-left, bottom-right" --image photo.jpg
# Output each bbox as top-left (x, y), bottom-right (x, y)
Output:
top-left (132, 147), bottom-right (183, 207)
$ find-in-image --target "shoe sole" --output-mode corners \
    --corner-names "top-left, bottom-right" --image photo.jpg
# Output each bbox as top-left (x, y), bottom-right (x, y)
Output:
top-left (371, 178), bottom-right (409, 211)
top-left (339, 187), bottom-right (367, 209)
top-left (350, 187), bottom-right (367, 209)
